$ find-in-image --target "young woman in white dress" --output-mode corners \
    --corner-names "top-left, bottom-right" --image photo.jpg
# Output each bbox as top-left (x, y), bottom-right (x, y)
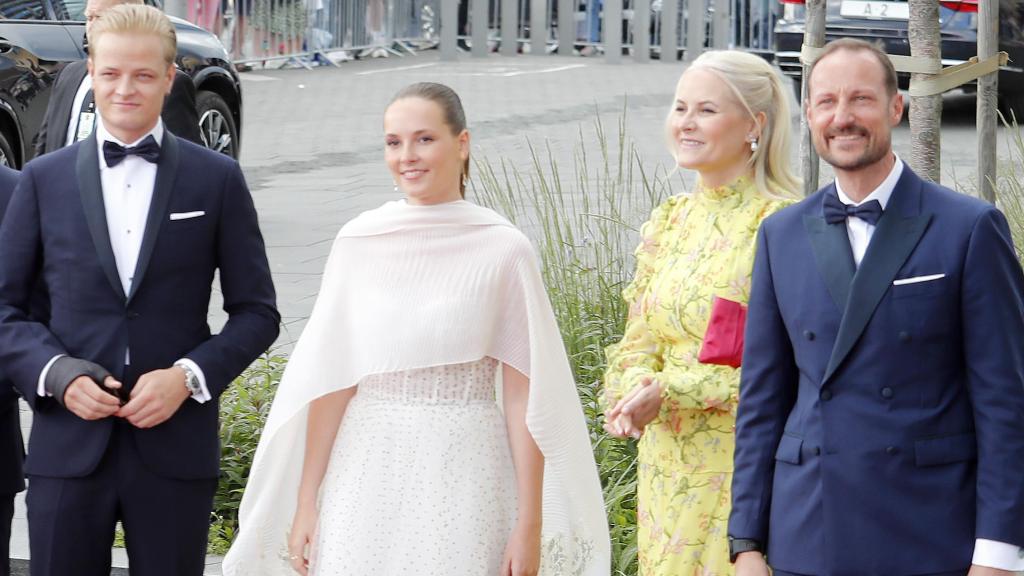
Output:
top-left (221, 83), bottom-right (609, 576)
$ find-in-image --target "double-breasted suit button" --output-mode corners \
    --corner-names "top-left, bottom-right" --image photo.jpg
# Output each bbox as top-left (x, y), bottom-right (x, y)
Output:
top-left (820, 389), bottom-right (833, 401)
top-left (881, 387), bottom-right (894, 399)
top-left (885, 446), bottom-right (898, 455)
top-left (804, 330), bottom-right (816, 341)
top-left (898, 331), bottom-right (911, 342)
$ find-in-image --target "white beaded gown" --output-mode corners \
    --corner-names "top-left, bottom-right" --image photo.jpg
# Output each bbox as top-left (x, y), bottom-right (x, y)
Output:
top-left (310, 357), bottom-right (518, 575)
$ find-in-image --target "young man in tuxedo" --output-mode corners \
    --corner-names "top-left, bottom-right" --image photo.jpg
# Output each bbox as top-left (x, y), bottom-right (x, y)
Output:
top-left (0, 5), bottom-right (278, 575)
top-left (33, 0), bottom-right (202, 157)
top-left (0, 165), bottom-right (21, 576)
top-left (729, 38), bottom-right (1024, 576)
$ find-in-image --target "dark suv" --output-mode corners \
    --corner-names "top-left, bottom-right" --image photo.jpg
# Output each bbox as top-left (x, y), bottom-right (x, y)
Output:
top-left (0, 0), bottom-right (242, 168)
top-left (773, 0), bottom-right (1024, 110)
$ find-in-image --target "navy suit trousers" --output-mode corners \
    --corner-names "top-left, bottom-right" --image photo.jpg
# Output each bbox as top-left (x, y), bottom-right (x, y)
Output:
top-left (26, 421), bottom-right (216, 576)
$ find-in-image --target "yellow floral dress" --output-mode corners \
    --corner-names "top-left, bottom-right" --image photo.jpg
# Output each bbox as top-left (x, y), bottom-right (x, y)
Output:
top-left (603, 176), bottom-right (791, 576)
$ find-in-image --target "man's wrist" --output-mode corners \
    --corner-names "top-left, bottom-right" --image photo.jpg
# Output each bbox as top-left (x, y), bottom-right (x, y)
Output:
top-left (173, 362), bottom-right (202, 398)
top-left (729, 537), bottom-right (763, 563)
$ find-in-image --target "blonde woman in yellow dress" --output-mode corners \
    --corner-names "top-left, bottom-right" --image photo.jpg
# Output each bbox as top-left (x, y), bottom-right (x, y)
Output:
top-left (602, 50), bottom-right (799, 576)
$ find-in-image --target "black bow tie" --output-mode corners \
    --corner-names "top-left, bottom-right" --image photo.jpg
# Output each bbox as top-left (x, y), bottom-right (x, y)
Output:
top-left (823, 191), bottom-right (883, 226)
top-left (103, 135), bottom-right (160, 167)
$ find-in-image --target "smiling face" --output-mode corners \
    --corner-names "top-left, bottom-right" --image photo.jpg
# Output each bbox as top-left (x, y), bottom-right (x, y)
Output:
top-left (88, 30), bottom-right (174, 144)
top-left (667, 67), bottom-right (759, 188)
top-left (807, 48), bottom-right (903, 175)
top-left (384, 97), bottom-right (468, 206)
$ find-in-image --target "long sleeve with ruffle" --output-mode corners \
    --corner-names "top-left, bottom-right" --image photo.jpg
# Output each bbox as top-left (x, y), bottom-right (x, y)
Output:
top-left (601, 198), bottom-right (674, 410)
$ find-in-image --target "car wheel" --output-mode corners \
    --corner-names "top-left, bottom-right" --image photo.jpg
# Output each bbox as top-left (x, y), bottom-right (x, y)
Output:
top-left (0, 130), bottom-right (15, 168)
top-left (196, 91), bottom-right (239, 159)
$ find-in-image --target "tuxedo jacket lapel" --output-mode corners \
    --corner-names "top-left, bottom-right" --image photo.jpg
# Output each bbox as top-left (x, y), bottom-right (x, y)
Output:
top-left (76, 136), bottom-right (127, 302)
top-left (804, 187), bottom-right (857, 313)
top-left (824, 168), bottom-right (932, 383)
top-left (128, 134), bottom-right (179, 303)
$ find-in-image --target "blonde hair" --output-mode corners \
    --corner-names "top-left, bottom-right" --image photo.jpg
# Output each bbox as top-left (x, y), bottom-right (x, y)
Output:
top-left (666, 50), bottom-right (800, 199)
top-left (88, 3), bottom-right (177, 66)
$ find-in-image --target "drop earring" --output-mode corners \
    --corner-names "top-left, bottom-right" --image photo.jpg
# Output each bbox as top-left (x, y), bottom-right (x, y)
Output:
top-left (749, 137), bottom-right (759, 152)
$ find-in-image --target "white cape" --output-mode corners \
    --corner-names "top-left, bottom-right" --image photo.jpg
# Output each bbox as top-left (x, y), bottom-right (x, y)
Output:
top-left (223, 200), bottom-right (610, 575)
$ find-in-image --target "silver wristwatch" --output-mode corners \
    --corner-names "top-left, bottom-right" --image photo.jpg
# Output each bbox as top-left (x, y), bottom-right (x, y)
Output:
top-left (176, 362), bottom-right (202, 397)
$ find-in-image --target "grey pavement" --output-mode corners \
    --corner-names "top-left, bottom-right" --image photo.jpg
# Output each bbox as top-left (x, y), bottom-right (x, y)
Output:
top-left (12, 49), bottom-right (1009, 573)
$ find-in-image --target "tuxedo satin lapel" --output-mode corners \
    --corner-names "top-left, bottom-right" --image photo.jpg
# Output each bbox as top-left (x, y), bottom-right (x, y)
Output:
top-left (76, 136), bottom-right (127, 302)
top-left (804, 192), bottom-right (856, 312)
top-left (127, 134), bottom-right (179, 303)
top-left (824, 171), bottom-right (931, 383)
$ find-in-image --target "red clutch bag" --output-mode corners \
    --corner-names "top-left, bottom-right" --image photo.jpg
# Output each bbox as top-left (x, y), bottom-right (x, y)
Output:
top-left (697, 296), bottom-right (747, 368)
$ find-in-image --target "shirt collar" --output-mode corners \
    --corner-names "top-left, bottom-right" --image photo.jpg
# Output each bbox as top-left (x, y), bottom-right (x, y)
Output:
top-left (835, 154), bottom-right (903, 210)
top-left (95, 117), bottom-right (164, 150)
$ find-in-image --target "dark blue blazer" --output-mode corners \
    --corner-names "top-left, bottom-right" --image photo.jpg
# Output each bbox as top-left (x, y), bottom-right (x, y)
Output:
top-left (0, 134), bottom-right (279, 480)
top-left (729, 167), bottom-right (1024, 576)
top-left (0, 165), bottom-right (23, 495)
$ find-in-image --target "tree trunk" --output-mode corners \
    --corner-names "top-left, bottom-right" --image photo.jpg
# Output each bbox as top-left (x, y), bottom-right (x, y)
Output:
top-left (978, 0), bottom-right (999, 202)
top-left (800, 0), bottom-right (826, 196)
top-left (908, 0), bottom-right (942, 182)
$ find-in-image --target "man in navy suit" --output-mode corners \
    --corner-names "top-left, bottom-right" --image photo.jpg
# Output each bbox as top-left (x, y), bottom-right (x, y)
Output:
top-left (729, 38), bottom-right (1024, 576)
top-left (0, 165), bottom-right (22, 576)
top-left (0, 5), bottom-right (278, 575)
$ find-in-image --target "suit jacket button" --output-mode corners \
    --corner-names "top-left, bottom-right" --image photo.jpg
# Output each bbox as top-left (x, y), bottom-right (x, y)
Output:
top-left (886, 446), bottom-right (898, 455)
top-left (881, 387), bottom-right (894, 399)
top-left (813, 446), bottom-right (822, 456)
top-left (804, 330), bottom-right (815, 341)
top-left (899, 331), bottom-right (911, 342)
top-left (820, 389), bottom-right (833, 401)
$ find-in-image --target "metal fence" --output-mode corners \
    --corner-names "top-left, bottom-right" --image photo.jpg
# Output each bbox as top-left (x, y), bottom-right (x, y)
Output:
top-left (174, 0), bottom-right (777, 65)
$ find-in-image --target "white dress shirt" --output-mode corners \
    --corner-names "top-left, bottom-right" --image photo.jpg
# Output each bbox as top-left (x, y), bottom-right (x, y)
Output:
top-left (833, 155), bottom-right (903, 267)
top-left (835, 154), bottom-right (1024, 571)
top-left (38, 119), bottom-right (210, 404)
top-left (66, 73), bottom-right (95, 147)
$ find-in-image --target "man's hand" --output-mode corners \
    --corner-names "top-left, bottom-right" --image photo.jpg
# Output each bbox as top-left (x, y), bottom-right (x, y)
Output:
top-left (734, 551), bottom-right (770, 576)
top-left (967, 565), bottom-right (1017, 576)
top-left (63, 375), bottom-right (123, 420)
top-left (117, 367), bottom-right (191, 428)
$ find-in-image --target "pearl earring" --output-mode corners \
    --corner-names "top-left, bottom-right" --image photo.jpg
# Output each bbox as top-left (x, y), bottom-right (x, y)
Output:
top-left (749, 138), bottom-right (759, 152)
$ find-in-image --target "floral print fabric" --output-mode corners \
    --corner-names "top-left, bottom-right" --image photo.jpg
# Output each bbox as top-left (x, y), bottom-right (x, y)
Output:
top-left (603, 177), bottom-right (790, 575)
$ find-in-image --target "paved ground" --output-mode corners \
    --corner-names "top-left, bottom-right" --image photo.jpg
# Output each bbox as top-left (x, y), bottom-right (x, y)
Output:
top-left (11, 48), bottom-right (1010, 573)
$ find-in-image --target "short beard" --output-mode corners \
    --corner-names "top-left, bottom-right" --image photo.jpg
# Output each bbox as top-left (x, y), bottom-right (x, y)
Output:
top-left (816, 129), bottom-right (890, 171)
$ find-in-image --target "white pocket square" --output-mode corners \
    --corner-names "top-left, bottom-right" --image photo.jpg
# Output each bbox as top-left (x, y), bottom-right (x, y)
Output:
top-left (893, 273), bottom-right (945, 286)
top-left (169, 211), bottom-right (205, 221)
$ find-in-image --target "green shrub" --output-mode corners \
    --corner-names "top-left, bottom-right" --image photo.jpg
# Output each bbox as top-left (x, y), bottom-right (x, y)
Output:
top-left (473, 113), bottom-right (675, 576)
top-left (209, 353), bottom-right (287, 555)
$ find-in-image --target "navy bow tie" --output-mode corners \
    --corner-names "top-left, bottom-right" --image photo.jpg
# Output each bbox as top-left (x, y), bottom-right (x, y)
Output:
top-left (823, 192), bottom-right (883, 226)
top-left (103, 135), bottom-right (160, 167)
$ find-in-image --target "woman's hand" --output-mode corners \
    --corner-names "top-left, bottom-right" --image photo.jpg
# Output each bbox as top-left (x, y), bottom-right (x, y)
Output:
top-left (604, 377), bottom-right (663, 438)
top-left (287, 503), bottom-right (317, 575)
top-left (500, 522), bottom-right (541, 576)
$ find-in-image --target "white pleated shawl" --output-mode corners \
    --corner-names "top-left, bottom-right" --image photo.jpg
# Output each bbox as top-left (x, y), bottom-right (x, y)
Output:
top-left (223, 199), bottom-right (611, 576)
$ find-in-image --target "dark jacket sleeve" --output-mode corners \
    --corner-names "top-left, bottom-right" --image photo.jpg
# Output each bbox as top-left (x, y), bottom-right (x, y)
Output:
top-left (163, 71), bottom-right (203, 146)
top-left (0, 163), bottom-right (69, 409)
top-left (728, 221), bottom-right (799, 544)
top-left (181, 161), bottom-right (279, 398)
top-left (960, 206), bottom-right (1024, 545)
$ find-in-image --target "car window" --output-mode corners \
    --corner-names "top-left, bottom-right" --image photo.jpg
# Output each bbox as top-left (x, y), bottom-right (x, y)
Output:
top-left (51, 0), bottom-right (86, 20)
top-left (0, 0), bottom-right (47, 20)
